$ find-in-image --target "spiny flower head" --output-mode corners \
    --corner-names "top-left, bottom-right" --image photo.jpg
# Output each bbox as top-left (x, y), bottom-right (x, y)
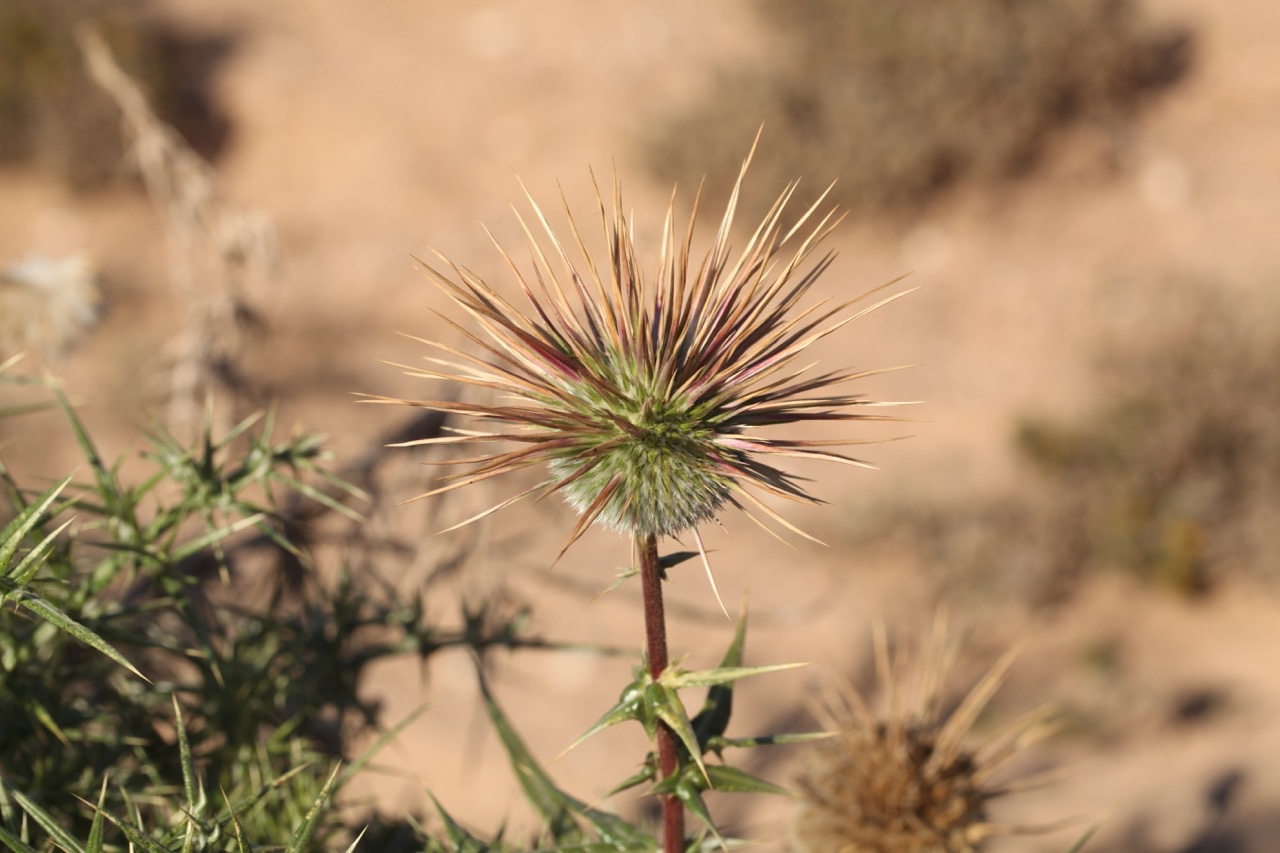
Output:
top-left (793, 620), bottom-right (1061, 853)
top-left (370, 153), bottom-right (910, 560)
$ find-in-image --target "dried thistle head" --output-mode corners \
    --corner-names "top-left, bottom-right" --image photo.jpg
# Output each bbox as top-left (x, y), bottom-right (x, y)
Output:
top-left (368, 148), bottom-right (911, 564)
top-left (793, 620), bottom-right (1058, 853)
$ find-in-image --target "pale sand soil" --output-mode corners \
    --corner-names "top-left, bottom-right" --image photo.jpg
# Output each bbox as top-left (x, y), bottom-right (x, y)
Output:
top-left (2, 1), bottom-right (1279, 850)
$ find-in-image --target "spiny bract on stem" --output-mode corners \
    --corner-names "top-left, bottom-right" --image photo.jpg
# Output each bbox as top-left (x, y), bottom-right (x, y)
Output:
top-left (366, 147), bottom-right (912, 563)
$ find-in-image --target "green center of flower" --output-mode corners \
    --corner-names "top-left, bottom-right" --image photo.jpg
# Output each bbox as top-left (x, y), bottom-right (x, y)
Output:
top-left (549, 387), bottom-right (731, 538)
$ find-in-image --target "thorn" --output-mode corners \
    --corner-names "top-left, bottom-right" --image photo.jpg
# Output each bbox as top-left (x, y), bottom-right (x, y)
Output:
top-left (693, 526), bottom-right (731, 620)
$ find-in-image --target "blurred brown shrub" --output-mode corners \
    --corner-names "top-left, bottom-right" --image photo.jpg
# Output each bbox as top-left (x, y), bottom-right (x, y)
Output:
top-left (645, 0), bottom-right (1193, 222)
top-left (1010, 277), bottom-right (1280, 598)
top-left (0, 0), bottom-right (234, 189)
top-left (857, 277), bottom-right (1280, 602)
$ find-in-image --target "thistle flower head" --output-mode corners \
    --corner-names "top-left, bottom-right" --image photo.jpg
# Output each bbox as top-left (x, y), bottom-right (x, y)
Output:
top-left (793, 620), bottom-right (1061, 853)
top-left (371, 152), bottom-right (910, 559)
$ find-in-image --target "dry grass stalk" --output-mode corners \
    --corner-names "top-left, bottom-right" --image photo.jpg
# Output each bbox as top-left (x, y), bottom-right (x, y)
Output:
top-left (78, 27), bottom-right (277, 437)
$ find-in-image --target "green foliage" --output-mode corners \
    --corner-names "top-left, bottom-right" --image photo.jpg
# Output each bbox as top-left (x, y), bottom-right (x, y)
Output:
top-left (646, 0), bottom-right (1192, 222)
top-left (0, 387), bottom-right (361, 847)
top-left (570, 608), bottom-right (822, 848)
top-left (0, 475), bottom-right (146, 681)
top-left (0, 373), bottom-right (552, 850)
top-left (0, 0), bottom-right (232, 189)
top-left (360, 608), bottom-right (821, 852)
top-left (472, 661), bottom-right (657, 853)
top-left (5, 368), bottom-right (775, 851)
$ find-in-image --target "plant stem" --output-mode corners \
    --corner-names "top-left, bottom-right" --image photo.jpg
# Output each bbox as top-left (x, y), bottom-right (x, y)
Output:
top-left (639, 532), bottom-right (684, 853)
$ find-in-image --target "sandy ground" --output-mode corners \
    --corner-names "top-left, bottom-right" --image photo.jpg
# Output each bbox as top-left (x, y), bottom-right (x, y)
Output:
top-left (2, 1), bottom-right (1279, 851)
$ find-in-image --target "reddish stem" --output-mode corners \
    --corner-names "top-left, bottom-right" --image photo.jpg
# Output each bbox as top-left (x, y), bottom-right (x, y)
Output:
top-left (639, 532), bottom-right (684, 853)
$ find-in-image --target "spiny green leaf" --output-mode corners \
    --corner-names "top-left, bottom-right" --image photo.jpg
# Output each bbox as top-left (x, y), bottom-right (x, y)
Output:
top-left (562, 679), bottom-right (647, 756)
top-left (100, 813), bottom-right (167, 853)
top-left (170, 513), bottom-right (267, 561)
top-left (430, 793), bottom-right (494, 853)
top-left (658, 551), bottom-right (700, 571)
top-left (709, 731), bottom-right (835, 751)
top-left (274, 475), bottom-right (366, 524)
top-left (173, 696), bottom-right (206, 853)
top-left (665, 773), bottom-right (720, 848)
top-left (691, 606), bottom-right (748, 749)
top-left (85, 777), bottom-right (108, 853)
top-left (119, 786), bottom-right (145, 839)
top-left (6, 786), bottom-right (86, 853)
top-left (2, 585), bottom-right (147, 681)
top-left (28, 700), bottom-right (71, 746)
top-left (0, 476), bottom-right (71, 575)
top-left (0, 824), bottom-right (40, 853)
top-left (4, 518), bottom-right (72, 589)
top-left (599, 551), bottom-right (699, 599)
top-left (647, 683), bottom-right (708, 784)
top-left (603, 759), bottom-right (656, 798)
top-left (475, 665), bottom-right (583, 843)
top-left (51, 386), bottom-right (112, 495)
top-left (702, 765), bottom-right (788, 797)
top-left (0, 781), bottom-right (14, 832)
top-left (474, 659), bottom-right (652, 849)
top-left (221, 791), bottom-right (251, 853)
top-left (662, 663), bottom-right (806, 690)
top-left (338, 705), bottom-right (428, 788)
top-left (219, 408), bottom-right (266, 448)
top-left (677, 785), bottom-right (715, 837)
top-left (285, 763), bottom-right (341, 853)
top-left (599, 566), bottom-right (639, 598)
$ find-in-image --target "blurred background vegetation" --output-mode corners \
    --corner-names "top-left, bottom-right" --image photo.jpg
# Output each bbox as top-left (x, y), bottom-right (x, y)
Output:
top-left (848, 274), bottom-right (1280, 605)
top-left (0, 0), bottom-right (232, 189)
top-left (645, 0), bottom-right (1192, 223)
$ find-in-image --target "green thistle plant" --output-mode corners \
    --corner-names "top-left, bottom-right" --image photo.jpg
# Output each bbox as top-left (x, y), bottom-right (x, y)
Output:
top-left (369, 148), bottom-right (911, 851)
